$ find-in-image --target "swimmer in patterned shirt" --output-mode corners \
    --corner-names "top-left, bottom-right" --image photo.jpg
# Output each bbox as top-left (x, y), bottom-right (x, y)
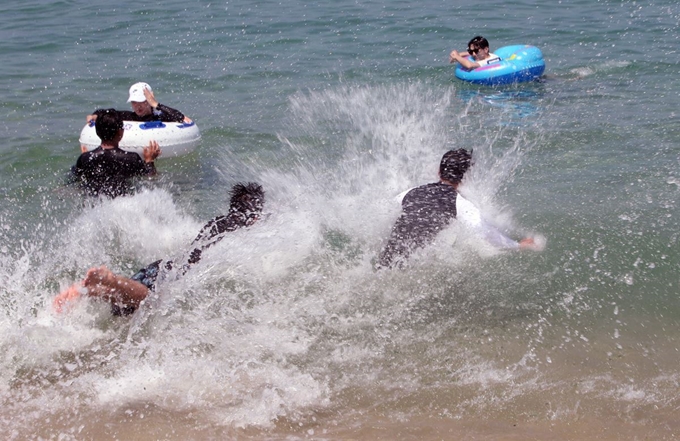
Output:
top-left (53, 183), bottom-right (265, 316)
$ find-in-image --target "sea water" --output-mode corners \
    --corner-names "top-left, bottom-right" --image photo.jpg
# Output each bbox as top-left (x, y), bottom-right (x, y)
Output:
top-left (1, 0), bottom-right (679, 439)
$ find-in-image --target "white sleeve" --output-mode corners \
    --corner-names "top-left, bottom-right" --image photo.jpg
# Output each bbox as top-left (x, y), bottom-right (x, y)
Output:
top-left (456, 195), bottom-right (519, 249)
top-left (395, 188), bottom-right (412, 204)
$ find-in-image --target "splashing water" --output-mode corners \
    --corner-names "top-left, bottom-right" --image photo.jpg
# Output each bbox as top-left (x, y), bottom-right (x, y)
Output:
top-left (2, 83), bottom-right (549, 437)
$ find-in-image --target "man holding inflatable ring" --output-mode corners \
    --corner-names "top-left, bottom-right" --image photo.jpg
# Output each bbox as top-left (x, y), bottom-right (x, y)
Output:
top-left (72, 109), bottom-right (160, 198)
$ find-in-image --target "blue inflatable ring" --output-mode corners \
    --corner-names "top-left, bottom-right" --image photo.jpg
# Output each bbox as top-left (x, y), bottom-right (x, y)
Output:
top-left (455, 45), bottom-right (545, 86)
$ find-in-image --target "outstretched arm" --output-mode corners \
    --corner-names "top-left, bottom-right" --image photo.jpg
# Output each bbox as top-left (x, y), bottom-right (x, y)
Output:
top-left (53, 266), bottom-right (150, 313)
top-left (456, 194), bottom-right (543, 251)
top-left (82, 266), bottom-right (150, 307)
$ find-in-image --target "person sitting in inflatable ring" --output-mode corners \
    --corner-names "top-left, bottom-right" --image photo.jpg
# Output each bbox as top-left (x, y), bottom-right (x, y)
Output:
top-left (86, 82), bottom-right (191, 126)
top-left (449, 36), bottom-right (500, 70)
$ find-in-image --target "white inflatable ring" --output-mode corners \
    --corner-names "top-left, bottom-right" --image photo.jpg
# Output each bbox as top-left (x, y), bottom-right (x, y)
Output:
top-left (79, 120), bottom-right (201, 158)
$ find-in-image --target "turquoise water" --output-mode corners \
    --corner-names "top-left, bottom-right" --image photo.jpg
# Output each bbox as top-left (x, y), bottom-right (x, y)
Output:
top-left (1, 0), bottom-right (679, 439)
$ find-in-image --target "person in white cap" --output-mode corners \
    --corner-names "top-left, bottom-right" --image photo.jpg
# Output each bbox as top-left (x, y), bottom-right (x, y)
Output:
top-left (86, 82), bottom-right (187, 124)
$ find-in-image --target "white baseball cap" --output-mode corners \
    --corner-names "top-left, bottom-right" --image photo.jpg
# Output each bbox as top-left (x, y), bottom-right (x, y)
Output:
top-left (127, 82), bottom-right (152, 102)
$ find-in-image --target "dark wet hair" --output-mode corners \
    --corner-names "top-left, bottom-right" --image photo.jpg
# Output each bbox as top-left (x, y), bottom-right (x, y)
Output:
top-left (229, 182), bottom-right (265, 218)
top-left (439, 149), bottom-right (473, 184)
top-left (467, 36), bottom-right (489, 51)
top-left (95, 109), bottom-right (124, 142)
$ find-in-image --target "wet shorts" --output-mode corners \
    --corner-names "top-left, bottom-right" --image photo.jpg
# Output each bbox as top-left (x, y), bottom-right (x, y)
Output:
top-left (111, 259), bottom-right (163, 316)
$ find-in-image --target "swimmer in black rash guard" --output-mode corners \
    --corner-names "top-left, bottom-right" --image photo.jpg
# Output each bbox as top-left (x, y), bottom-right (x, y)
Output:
top-left (377, 149), bottom-right (536, 268)
top-left (53, 183), bottom-right (265, 316)
top-left (71, 109), bottom-right (161, 198)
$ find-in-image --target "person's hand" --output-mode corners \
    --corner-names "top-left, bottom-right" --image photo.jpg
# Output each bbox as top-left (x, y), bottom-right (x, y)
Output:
top-left (183, 116), bottom-right (193, 124)
top-left (86, 114), bottom-right (97, 124)
top-left (53, 283), bottom-right (83, 313)
top-left (144, 88), bottom-right (159, 108)
top-left (449, 50), bottom-right (461, 63)
top-left (518, 236), bottom-right (546, 252)
top-left (142, 140), bottom-right (161, 162)
top-left (519, 237), bottom-right (535, 249)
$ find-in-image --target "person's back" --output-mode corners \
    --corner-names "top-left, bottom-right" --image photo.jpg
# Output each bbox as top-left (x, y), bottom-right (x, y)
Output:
top-left (73, 146), bottom-right (151, 198)
top-left (71, 109), bottom-right (158, 198)
top-left (378, 149), bottom-right (472, 268)
top-left (378, 182), bottom-right (458, 268)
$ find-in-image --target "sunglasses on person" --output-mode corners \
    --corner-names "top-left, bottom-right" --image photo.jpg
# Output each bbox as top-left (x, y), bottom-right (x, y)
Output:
top-left (467, 47), bottom-right (480, 55)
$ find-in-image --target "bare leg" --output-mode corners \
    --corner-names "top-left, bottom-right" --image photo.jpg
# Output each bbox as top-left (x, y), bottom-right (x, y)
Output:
top-left (83, 266), bottom-right (150, 310)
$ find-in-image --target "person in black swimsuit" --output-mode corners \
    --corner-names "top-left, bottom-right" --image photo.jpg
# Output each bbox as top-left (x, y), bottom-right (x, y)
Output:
top-left (71, 109), bottom-right (161, 198)
top-left (53, 183), bottom-right (265, 315)
top-left (377, 149), bottom-right (472, 269)
top-left (86, 82), bottom-right (187, 124)
top-left (378, 149), bottom-right (537, 268)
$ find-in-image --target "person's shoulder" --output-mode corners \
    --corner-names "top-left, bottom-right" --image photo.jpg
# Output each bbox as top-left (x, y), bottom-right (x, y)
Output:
top-left (403, 182), bottom-right (453, 203)
top-left (425, 181), bottom-right (456, 192)
top-left (416, 181), bottom-right (444, 190)
top-left (109, 146), bottom-right (135, 155)
top-left (408, 181), bottom-right (450, 193)
top-left (106, 147), bottom-right (144, 162)
top-left (77, 147), bottom-right (101, 161)
top-left (455, 192), bottom-right (478, 213)
top-left (404, 182), bottom-right (433, 198)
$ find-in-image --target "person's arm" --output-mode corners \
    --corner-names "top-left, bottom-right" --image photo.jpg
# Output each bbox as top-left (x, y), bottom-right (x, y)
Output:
top-left (153, 103), bottom-right (186, 122)
top-left (144, 88), bottom-right (185, 122)
top-left (82, 266), bottom-right (150, 309)
top-left (476, 218), bottom-right (521, 249)
top-left (456, 194), bottom-right (534, 250)
top-left (53, 266), bottom-right (150, 313)
top-left (71, 152), bottom-right (87, 180)
top-left (449, 50), bottom-right (479, 69)
top-left (479, 223), bottom-right (541, 251)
